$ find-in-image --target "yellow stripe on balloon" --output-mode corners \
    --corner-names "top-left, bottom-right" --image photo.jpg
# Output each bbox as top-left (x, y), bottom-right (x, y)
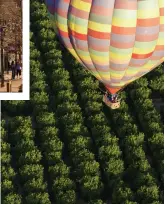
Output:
top-left (80, 55), bottom-right (92, 61)
top-left (112, 17), bottom-right (136, 27)
top-left (133, 46), bottom-right (156, 54)
top-left (138, 9), bottom-right (159, 18)
top-left (93, 73), bottom-right (102, 81)
top-left (109, 52), bottom-right (131, 61)
top-left (91, 57), bottom-right (108, 64)
top-left (88, 21), bottom-right (111, 32)
top-left (57, 22), bottom-right (67, 32)
top-left (90, 53), bottom-right (108, 60)
top-left (159, 0), bottom-right (164, 7)
top-left (69, 22), bottom-right (87, 34)
top-left (160, 16), bottom-right (164, 24)
top-left (157, 38), bottom-right (164, 45)
top-left (71, 0), bottom-right (91, 12)
top-left (111, 82), bottom-right (125, 86)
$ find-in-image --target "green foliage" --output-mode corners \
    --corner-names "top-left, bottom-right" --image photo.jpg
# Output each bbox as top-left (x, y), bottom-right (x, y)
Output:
top-left (36, 112), bottom-right (55, 127)
top-left (48, 162), bottom-right (70, 179)
top-left (19, 164), bottom-right (44, 183)
top-left (2, 1), bottom-right (163, 203)
top-left (25, 192), bottom-right (51, 204)
top-left (2, 179), bottom-right (14, 194)
top-left (2, 100), bottom-right (27, 116)
top-left (2, 193), bottom-right (21, 204)
top-left (2, 166), bottom-right (16, 180)
top-left (30, 91), bottom-right (49, 105)
top-left (24, 178), bottom-right (47, 193)
top-left (129, 79), bottom-right (164, 183)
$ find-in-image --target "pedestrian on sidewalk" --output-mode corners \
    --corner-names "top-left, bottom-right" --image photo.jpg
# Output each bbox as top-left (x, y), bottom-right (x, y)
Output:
top-left (16, 61), bottom-right (22, 79)
top-left (11, 61), bottom-right (15, 79)
top-left (8, 61), bottom-right (11, 71)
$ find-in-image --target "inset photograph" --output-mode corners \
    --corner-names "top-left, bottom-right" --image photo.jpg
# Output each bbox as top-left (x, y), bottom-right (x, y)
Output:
top-left (0, 0), bottom-right (29, 99)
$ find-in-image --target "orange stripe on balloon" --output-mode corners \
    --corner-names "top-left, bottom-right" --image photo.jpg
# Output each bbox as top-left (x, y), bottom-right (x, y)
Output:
top-left (137, 17), bottom-right (159, 27)
top-left (112, 26), bottom-right (136, 35)
top-left (58, 29), bottom-right (69, 38)
top-left (115, 1), bottom-right (137, 10)
top-left (160, 7), bottom-right (164, 16)
top-left (155, 45), bottom-right (164, 51)
top-left (69, 29), bottom-right (87, 40)
top-left (111, 40), bottom-right (134, 49)
top-left (57, 8), bottom-right (67, 18)
top-left (88, 29), bottom-right (110, 39)
top-left (160, 24), bottom-right (164, 31)
top-left (132, 52), bottom-right (153, 59)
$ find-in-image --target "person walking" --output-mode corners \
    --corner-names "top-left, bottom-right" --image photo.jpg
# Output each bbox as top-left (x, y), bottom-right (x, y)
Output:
top-left (16, 61), bottom-right (22, 79)
top-left (8, 61), bottom-right (11, 71)
top-left (11, 61), bottom-right (15, 79)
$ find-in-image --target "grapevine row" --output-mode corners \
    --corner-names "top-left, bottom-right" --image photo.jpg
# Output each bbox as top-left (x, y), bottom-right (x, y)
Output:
top-left (7, 116), bottom-right (51, 204)
top-left (109, 94), bottom-right (162, 203)
top-left (128, 78), bottom-right (164, 185)
top-left (31, 1), bottom-right (104, 203)
top-left (30, 31), bottom-right (77, 204)
top-left (1, 120), bottom-right (22, 204)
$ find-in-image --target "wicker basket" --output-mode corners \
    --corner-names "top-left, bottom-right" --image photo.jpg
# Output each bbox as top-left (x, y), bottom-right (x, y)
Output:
top-left (103, 95), bottom-right (120, 109)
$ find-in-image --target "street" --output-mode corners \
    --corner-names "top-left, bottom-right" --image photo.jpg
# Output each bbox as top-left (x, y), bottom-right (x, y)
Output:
top-left (0, 70), bottom-right (22, 92)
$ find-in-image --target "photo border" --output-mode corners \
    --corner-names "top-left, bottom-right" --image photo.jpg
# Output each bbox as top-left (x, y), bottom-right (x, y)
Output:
top-left (0, 0), bottom-right (29, 100)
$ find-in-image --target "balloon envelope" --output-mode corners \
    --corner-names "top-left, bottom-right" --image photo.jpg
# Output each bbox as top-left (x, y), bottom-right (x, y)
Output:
top-left (45, 0), bottom-right (164, 94)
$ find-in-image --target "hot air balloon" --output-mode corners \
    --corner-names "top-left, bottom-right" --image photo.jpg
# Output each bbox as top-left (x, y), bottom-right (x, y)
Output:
top-left (45, 0), bottom-right (164, 109)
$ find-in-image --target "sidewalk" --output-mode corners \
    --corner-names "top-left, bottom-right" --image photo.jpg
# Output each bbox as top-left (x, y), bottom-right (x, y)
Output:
top-left (0, 71), bottom-right (22, 92)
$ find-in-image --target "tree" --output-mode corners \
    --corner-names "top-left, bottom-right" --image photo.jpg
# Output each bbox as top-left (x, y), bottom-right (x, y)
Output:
top-left (24, 178), bottom-right (47, 193)
top-left (39, 127), bottom-right (59, 141)
top-left (2, 179), bottom-right (14, 194)
top-left (80, 175), bottom-right (103, 200)
top-left (30, 91), bottom-right (49, 105)
top-left (2, 193), bottom-right (21, 204)
top-left (55, 190), bottom-right (76, 204)
top-left (136, 185), bottom-right (159, 203)
top-left (99, 145), bottom-right (122, 161)
top-left (52, 177), bottom-right (75, 193)
top-left (2, 166), bottom-right (15, 180)
top-left (105, 159), bottom-right (124, 183)
top-left (19, 164), bottom-right (44, 183)
top-left (48, 162), bottom-right (70, 179)
top-left (36, 112), bottom-right (55, 127)
top-left (112, 181), bottom-right (135, 204)
top-left (25, 192), bottom-right (51, 204)
top-left (77, 161), bottom-right (100, 177)
top-left (18, 148), bottom-right (42, 166)
top-left (1, 152), bottom-right (11, 164)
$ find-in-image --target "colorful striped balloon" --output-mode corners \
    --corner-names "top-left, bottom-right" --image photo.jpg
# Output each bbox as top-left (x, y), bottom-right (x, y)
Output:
top-left (45, 0), bottom-right (164, 94)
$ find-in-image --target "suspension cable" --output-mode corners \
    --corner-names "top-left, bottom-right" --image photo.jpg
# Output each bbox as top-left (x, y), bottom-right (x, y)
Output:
top-left (98, 87), bottom-right (106, 94)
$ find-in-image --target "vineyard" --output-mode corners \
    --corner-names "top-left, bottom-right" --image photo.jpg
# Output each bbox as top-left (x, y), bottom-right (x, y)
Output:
top-left (1, 1), bottom-right (164, 204)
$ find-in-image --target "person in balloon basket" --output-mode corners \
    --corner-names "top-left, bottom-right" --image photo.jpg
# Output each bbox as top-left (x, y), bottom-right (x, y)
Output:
top-left (110, 94), bottom-right (118, 103)
top-left (106, 92), bottom-right (118, 103)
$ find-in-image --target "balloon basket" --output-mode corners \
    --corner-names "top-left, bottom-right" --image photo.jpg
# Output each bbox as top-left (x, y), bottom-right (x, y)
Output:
top-left (103, 95), bottom-right (120, 109)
